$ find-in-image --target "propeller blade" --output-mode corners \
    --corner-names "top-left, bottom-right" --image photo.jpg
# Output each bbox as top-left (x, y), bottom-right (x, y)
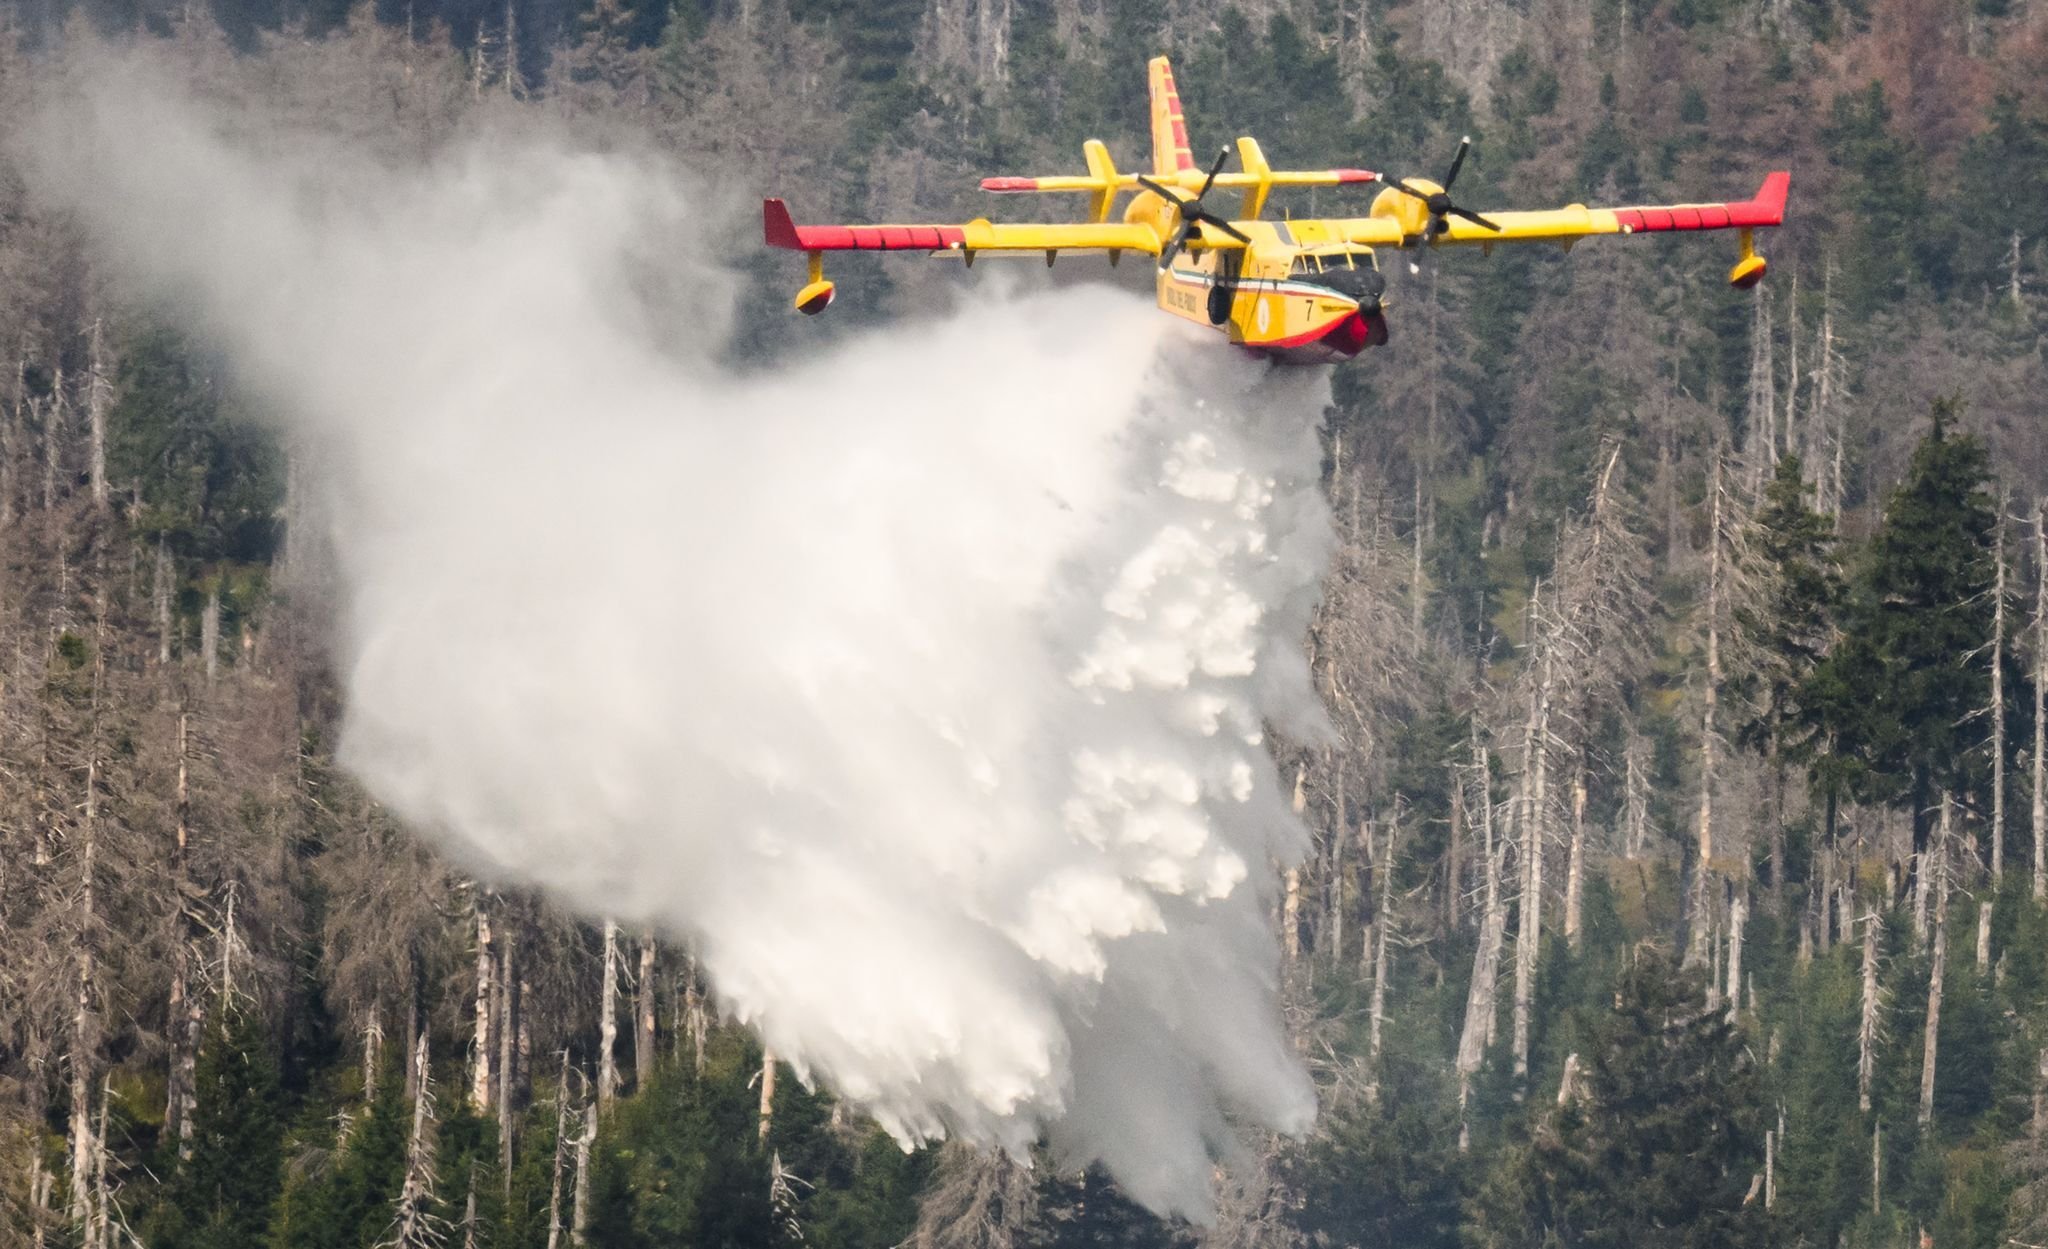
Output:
top-left (1159, 219), bottom-right (1194, 268)
top-left (1198, 147), bottom-right (1231, 200)
top-left (1205, 216), bottom-right (1253, 244)
top-left (1449, 205), bottom-right (1503, 232)
top-left (1443, 136), bottom-right (1471, 190)
top-left (1384, 177), bottom-right (1435, 204)
top-left (1134, 174), bottom-right (1182, 206)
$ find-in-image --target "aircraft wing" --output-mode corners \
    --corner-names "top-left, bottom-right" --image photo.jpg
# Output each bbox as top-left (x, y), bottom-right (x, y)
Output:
top-left (1321, 172), bottom-right (1791, 249)
top-left (764, 199), bottom-right (1161, 259)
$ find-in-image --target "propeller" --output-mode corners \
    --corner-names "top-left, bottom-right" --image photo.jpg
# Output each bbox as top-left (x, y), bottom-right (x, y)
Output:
top-left (1378, 136), bottom-right (1502, 242)
top-left (1136, 147), bottom-right (1253, 270)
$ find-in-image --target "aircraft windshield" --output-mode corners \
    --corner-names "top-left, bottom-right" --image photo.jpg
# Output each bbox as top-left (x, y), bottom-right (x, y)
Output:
top-left (1291, 249), bottom-right (1376, 275)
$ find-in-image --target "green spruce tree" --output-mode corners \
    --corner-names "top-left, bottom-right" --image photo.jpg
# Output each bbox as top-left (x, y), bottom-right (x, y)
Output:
top-left (1467, 945), bottom-right (1765, 1249)
top-left (154, 1005), bottom-right (285, 1249)
top-left (1827, 400), bottom-right (1999, 871)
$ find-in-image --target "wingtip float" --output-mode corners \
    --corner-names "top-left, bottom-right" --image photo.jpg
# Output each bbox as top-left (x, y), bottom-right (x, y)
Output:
top-left (764, 56), bottom-right (1790, 366)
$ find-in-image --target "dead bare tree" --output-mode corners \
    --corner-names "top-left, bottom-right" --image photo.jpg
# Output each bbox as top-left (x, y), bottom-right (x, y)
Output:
top-left (471, 891), bottom-right (494, 1112)
top-left (908, 1143), bottom-right (1038, 1249)
top-left (2035, 500), bottom-right (2048, 902)
top-left (384, 1035), bottom-right (447, 1249)
top-left (1455, 731), bottom-right (1508, 1148)
top-left (1920, 796), bottom-right (1954, 1126)
top-left (635, 930), bottom-right (656, 1091)
top-left (598, 919), bottom-right (619, 1109)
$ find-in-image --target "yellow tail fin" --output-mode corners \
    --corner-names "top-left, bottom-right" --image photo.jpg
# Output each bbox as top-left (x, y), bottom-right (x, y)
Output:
top-left (1148, 57), bottom-right (1195, 177)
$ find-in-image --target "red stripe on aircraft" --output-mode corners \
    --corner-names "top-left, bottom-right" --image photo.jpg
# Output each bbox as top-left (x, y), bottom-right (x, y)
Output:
top-left (980, 177), bottom-right (1040, 191)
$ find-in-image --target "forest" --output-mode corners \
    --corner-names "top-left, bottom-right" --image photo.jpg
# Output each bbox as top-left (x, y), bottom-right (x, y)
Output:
top-left (3, 0), bottom-right (2048, 1244)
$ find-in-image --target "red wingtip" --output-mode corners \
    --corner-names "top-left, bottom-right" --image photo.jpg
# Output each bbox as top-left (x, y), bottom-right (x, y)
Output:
top-left (981, 177), bottom-right (1041, 192)
top-left (1753, 171), bottom-right (1791, 226)
top-left (763, 198), bottom-right (803, 249)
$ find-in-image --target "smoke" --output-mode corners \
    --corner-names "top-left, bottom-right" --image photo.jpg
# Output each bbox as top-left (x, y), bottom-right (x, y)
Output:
top-left (22, 50), bottom-right (1334, 1216)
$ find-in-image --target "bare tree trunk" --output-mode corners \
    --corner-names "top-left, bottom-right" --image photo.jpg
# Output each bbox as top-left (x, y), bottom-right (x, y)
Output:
top-left (1745, 286), bottom-right (1776, 498)
top-left (153, 539), bottom-right (172, 664)
top-left (1692, 457), bottom-right (1726, 967)
top-left (1328, 754), bottom-right (1346, 964)
top-left (1770, 747), bottom-right (1787, 914)
top-left (599, 919), bottom-right (620, 1109)
top-left (546, 1053), bottom-right (570, 1249)
top-left (636, 930), bottom-right (657, 1091)
top-left (67, 663), bottom-right (104, 1230)
top-left (1765, 1126), bottom-right (1775, 1210)
top-left (27, 1122), bottom-right (47, 1236)
top-left (1977, 897), bottom-right (1993, 969)
top-left (1994, 507), bottom-right (2009, 881)
top-left (1369, 803), bottom-right (1398, 1065)
top-left (571, 1098), bottom-right (595, 1246)
top-left (201, 582), bottom-right (220, 685)
top-left (221, 882), bottom-right (245, 1009)
top-left (1783, 272), bottom-right (1802, 465)
top-left (3, 355), bottom-right (21, 532)
top-left (84, 320), bottom-right (110, 512)
top-left (1871, 1118), bottom-right (1882, 1214)
top-left (518, 977), bottom-right (533, 1109)
top-left (1412, 473), bottom-right (1427, 647)
top-left (758, 1049), bottom-right (778, 1141)
top-left (472, 895), bottom-right (494, 1111)
top-left (1815, 262), bottom-right (1845, 520)
top-left (365, 1009), bottom-right (384, 1101)
top-left (1455, 741), bottom-right (1506, 1150)
top-left (2035, 501), bottom-right (2047, 902)
top-left (1708, 903), bottom-right (1724, 1013)
top-left (1445, 758), bottom-right (1464, 932)
top-left (89, 1079), bottom-right (110, 1249)
top-left (1625, 731), bottom-right (1649, 858)
top-left (1920, 796), bottom-right (1953, 1126)
top-left (1913, 826), bottom-right (1932, 945)
top-left (1726, 885), bottom-right (1747, 1023)
top-left (42, 373), bottom-right (62, 515)
top-left (1565, 763), bottom-right (1587, 948)
top-left (1513, 618), bottom-right (1553, 1084)
top-left (1860, 910), bottom-right (1880, 1113)
top-left (165, 710), bottom-right (199, 1152)
top-left (498, 932), bottom-right (518, 1191)
top-left (1818, 835), bottom-right (1836, 957)
top-left (392, 1035), bottom-right (443, 1249)
top-left (684, 954), bottom-right (707, 1075)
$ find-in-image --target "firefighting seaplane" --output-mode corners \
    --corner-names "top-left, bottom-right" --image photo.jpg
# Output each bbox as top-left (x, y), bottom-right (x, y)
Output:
top-left (763, 57), bottom-right (1790, 365)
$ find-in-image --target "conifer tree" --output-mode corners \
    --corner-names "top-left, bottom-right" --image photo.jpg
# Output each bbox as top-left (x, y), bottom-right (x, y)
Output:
top-left (1824, 401), bottom-right (1999, 877)
top-left (153, 1005), bottom-right (284, 1249)
top-left (1467, 946), bottom-right (1765, 1249)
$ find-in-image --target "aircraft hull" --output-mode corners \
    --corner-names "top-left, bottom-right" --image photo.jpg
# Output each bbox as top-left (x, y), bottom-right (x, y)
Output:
top-left (1154, 265), bottom-right (1378, 366)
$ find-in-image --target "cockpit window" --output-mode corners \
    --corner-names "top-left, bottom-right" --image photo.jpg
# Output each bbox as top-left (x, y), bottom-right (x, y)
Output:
top-left (1294, 248), bottom-right (1377, 274)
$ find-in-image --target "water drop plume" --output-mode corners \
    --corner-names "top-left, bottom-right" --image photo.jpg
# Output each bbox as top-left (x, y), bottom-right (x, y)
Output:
top-left (21, 47), bottom-right (1335, 1215)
